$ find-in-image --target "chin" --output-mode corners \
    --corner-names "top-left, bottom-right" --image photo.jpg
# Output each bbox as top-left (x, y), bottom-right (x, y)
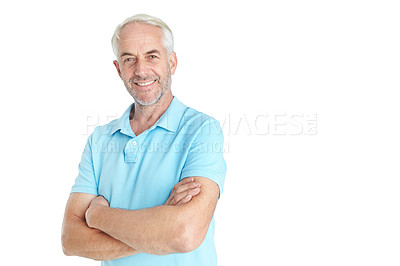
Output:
top-left (134, 93), bottom-right (163, 106)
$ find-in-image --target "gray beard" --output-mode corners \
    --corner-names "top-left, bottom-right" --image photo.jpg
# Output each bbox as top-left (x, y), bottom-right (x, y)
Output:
top-left (132, 85), bottom-right (164, 106)
top-left (125, 71), bottom-right (172, 106)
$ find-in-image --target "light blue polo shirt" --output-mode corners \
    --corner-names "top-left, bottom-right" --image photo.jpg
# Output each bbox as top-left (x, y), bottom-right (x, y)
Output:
top-left (71, 96), bottom-right (227, 266)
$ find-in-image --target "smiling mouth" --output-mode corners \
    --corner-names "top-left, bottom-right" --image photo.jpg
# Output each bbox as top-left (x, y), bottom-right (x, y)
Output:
top-left (134, 80), bottom-right (156, 87)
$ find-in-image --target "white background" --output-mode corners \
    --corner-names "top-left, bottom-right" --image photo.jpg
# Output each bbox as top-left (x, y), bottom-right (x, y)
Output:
top-left (1, 0), bottom-right (399, 265)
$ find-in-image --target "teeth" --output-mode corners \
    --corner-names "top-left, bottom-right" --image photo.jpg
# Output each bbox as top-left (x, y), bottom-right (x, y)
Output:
top-left (136, 80), bottom-right (155, 86)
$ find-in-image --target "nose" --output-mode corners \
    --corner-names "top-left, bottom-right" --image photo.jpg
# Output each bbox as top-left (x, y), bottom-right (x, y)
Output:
top-left (134, 59), bottom-right (148, 77)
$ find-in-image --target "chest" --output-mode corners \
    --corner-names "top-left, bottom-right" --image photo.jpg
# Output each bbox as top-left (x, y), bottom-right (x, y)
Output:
top-left (95, 137), bottom-right (189, 210)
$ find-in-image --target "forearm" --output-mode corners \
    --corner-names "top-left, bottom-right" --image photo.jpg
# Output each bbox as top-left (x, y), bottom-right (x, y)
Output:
top-left (62, 214), bottom-right (140, 261)
top-left (83, 177), bottom-right (217, 256)
top-left (86, 204), bottom-right (192, 255)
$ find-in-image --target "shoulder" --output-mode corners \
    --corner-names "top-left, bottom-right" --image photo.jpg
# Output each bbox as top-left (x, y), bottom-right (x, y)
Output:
top-left (87, 117), bottom-right (120, 145)
top-left (94, 119), bottom-right (116, 136)
top-left (179, 106), bottom-right (222, 135)
top-left (88, 103), bottom-right (133, 141)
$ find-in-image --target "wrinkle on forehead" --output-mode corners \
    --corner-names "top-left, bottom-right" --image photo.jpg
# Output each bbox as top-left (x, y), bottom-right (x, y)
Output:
top-left (118, 23), bottom-right (165, 57)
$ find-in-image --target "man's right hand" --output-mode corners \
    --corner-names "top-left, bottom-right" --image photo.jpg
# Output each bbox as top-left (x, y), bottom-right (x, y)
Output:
top-left (165, 177), bottom-right (201, 206)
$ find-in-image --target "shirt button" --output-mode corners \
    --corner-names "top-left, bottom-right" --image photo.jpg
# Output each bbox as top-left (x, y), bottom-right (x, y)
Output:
top-left (132, 141), bottom-right (137, 146)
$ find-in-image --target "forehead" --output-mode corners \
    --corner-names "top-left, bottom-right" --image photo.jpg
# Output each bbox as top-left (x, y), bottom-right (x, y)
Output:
top-left (118, 23), bottom-right (164, 55)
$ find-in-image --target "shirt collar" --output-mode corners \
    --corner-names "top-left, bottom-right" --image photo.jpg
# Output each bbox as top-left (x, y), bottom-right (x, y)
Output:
top-left (109, 103), bottom-right (134, 136)
top-left (109, 96), bottom-right (187, 136)
top-left (154, 96), bottom-right (187, 132)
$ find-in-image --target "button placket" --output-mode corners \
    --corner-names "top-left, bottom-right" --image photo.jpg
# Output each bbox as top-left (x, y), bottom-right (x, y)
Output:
top-left (124, 138), bottom-right (139, 163)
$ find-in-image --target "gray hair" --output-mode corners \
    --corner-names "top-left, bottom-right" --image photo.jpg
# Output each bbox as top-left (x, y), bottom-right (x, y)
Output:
top-left (111, 14), bottom-right (174, 59)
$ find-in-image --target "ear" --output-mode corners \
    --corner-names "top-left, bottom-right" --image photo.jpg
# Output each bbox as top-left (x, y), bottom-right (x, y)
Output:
top-left (113, 60), bottom-right (122, 79)
top-left (169, 52), bottom-right (178, 75)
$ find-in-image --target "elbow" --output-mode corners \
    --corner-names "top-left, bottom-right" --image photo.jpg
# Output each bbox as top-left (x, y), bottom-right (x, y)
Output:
top-left (61, 233), bottom-right (75, 257)
top-left (173, 234), bottom-right (195, 254)
top-left (172, 224), bottom-right (205, 254)
top-left (61, 236), bottom-right (72, 256)
top-left (62, 247), bottom-right (73, 257)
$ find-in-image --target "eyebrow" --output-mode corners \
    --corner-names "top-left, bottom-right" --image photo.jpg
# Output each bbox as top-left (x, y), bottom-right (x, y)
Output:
top-left (120, 52), bottom-right (134, 58)
top-left (120, 49), bottom-right (161, 58)
top-left (145, 49), bottom-right (161, 55)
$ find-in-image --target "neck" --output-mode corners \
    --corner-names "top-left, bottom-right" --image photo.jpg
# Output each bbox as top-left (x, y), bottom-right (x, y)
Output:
top-left (129, 91), bottom-right (173, 135)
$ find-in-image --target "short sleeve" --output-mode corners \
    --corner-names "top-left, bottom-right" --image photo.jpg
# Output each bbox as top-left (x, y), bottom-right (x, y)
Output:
top-left (180, 119), bottom-right (227, 196)
top-left (70, 134), bottom-right (98, 195)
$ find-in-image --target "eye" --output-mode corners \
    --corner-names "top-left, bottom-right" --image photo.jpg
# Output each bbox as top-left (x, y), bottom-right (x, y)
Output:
top-left (124, 58), bottom-right (135, 63)
top-left (148, 55), bottom-right (158, 59)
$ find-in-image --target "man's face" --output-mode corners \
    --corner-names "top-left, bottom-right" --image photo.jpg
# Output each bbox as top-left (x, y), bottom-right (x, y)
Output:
top-left (114, 23), bottom-right (177, 106)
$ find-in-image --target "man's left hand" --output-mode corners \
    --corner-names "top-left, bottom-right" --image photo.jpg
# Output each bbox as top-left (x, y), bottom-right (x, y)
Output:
top-left (165, 177), bottom-right (201, 206)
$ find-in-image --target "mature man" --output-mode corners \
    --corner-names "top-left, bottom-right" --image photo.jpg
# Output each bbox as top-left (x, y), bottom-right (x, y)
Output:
top-left (61, 14), bottom-right (226, 266)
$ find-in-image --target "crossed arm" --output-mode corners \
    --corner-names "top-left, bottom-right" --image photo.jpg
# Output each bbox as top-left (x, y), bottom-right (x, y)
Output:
top-left (61, 177), bottom-right (219, 261)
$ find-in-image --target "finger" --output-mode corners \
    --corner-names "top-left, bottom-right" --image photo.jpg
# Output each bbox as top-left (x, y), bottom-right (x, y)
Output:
top-left (166, 178), bottom-right (198, 206)
top-left (176, 186), bottom-right (202, 205)
top-left (177, 194), bottom-right (192, 205)
top-left (175, 181), bottom-right (201, 194)
top-left (173, 187), bottom-right (201, 205)
top-left (189, 186), bottom-right (201, 197)
top-left (171, 177), bottom-right (195, 194)
top-left (165, 186), bottom-right (201, 206)
top-left (181, 177), bottom-right (194, 183)
top-left (174, 177), bottom-right (194, 189)
top-left (170, 190), bottom-right (189, 205)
